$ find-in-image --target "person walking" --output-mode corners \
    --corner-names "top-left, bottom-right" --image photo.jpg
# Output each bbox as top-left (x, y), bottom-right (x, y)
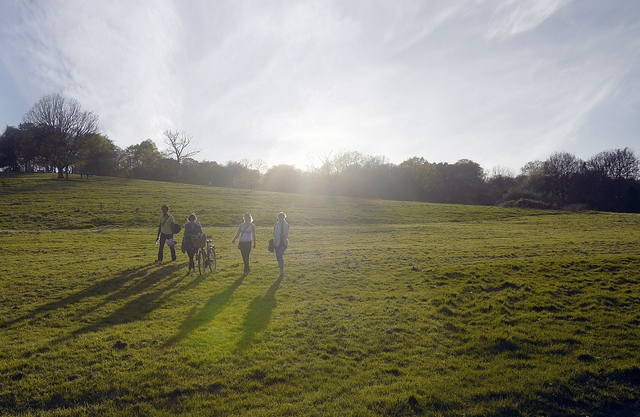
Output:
top-left (156, 205), bottom-right (176, 262)
top-left (181, 213), bottom-right (203, 273)
top-left (273, 212), bottom-right (290, 278)
top-left (232, 212), bottom-right (256, 275)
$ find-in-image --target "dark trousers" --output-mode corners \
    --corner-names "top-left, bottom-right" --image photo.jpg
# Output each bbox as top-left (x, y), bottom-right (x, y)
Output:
top-left (238, 241), bottom-right (252, 273)
top-left (275, 244), bottom-right (286, 273)
top-left (158, 233), bottom-right (176, 261)
top-left (187, 247), bottom-right (197, 270)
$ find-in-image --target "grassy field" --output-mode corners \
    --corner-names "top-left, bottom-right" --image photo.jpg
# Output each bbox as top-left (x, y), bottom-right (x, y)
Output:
top-left (1, 173), bottom-right (639, 416)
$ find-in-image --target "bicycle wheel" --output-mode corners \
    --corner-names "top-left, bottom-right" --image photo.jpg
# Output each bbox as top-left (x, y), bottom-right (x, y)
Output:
top-left (203, 250), bottom-right (210, 272)
top-left (208, 247), bottom-right (216, 272)
top-left (197, 249), bottom-right (205, 275)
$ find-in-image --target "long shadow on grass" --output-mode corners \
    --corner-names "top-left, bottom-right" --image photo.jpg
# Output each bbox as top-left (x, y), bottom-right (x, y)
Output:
top-left (165, 275), bottom-right (246, 345)
top-left (75, 264), bottom-right (199, 317)
top-left (47, 264), bottom-right (189, 347)
top-left (71, 267), bottom-right (186, 333)
top-left (0, 263), bottom-right (180, 329)
top-left (235, 276), bottom-right (282, 351)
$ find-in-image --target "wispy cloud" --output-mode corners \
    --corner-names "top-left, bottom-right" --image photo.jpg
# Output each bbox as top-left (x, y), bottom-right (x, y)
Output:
top-left (487, 0), bottom-right (572, 39)
top-left (1, 0), bottom-right (639, 172)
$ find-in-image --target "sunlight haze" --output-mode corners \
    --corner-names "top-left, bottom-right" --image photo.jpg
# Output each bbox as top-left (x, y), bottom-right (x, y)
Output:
top-left (1, 0), bottom-right (639, 173)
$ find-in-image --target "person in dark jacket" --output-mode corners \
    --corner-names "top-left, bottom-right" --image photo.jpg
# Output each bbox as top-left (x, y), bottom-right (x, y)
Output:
top-left (181, 213), bottom-right (203, 273)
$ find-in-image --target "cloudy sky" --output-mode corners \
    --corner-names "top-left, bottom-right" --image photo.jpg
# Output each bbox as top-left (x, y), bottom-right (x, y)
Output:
top-left (1, 1), bottom-right (639, 173)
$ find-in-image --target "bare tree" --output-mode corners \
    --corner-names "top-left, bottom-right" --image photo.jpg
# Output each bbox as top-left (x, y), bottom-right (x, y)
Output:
top-left (23, 93), bottom-right (99, 179)
top-left (248, 159), bottom-right (268, 174)
top-left (163, 129), bottom-right (200, 165)
top-left (587, 148), bottom-right (639, 180)
top-left (488, 165), bottom-right (514, 179)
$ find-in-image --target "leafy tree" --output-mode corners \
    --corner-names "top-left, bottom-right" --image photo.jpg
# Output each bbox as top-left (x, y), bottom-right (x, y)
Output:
top-left (361, 161), bottom-right (408, 201)
top-left (308, 151), bottom-right (354, 195)
top-left (572, 148), bottom-right (640, 212)
top-left (15, 124), bottom-right (43, 172)
top-left (398, 157), bottom-right (440, 201)
top-left (122, 139), bottom-right (163, 179)
top-left (223, 161), bottom-right (260, 189)
top-left (511, 160), bottom-right (546, 200)
top-left (337, 154), bottom-right (394, 199)
top-left (436, 159), bottom-right (486, 204)
top-left (198, 161), bottom-right (226, 186)
top-left (520, 160), bottom-right (544, 177)
top-left (0, 126), bottom-right (22, 172)
top-left (309, 151), bottom-right (391, 197)
top-left (262, 165), bottom-right (305, 193)
top-left (0, 123), bottom-right (52, 172)
top-left (23, 94), bottom-right (100, 179)
top-left (485, 166), bottom-right (517, 204)
top-left (542, 152), bottom-right (582, 204)
top-left (75, 134), bottom-right (120, 176)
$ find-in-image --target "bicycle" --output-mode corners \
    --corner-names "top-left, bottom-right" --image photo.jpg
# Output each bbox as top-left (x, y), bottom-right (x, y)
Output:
top-left (197, 235), bottom-right (217, 275)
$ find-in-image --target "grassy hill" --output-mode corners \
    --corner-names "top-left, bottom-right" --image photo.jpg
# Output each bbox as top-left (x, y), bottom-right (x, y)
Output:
top-left (1, 173), bottom-right (639, 416)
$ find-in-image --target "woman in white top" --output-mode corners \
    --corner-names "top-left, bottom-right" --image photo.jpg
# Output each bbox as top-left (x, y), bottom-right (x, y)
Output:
top-left (232, 212), bottom-right (256, 275)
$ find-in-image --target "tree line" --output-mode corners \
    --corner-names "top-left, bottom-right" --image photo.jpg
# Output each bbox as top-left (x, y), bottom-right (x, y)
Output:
top-left (2, 94), bottom-right (640, 213)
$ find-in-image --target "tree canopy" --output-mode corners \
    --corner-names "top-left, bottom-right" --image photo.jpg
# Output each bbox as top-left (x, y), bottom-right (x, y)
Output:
top-left (22, 93), bottom-right (100, 179)
top-left (2, 94), bottom-right (640, 213)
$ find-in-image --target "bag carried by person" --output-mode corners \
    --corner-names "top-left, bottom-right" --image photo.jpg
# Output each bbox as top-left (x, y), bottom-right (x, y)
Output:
top-left (173, 223), bottom-right (181, 234)
top-left (268, 238), bottom-right (275, 252)
top-left (192, 232), bottom-right (206, 249)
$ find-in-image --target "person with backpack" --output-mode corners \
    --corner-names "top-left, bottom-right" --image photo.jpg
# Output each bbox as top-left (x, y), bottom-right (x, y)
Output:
top-left (181, 213), bottom-right (203, 273)
top-left (273, 212), bottom-right (290, 278)
top-left (156, 205), bottom-right (177, 262)
top-left (232, 212), bottom-right (256, 276)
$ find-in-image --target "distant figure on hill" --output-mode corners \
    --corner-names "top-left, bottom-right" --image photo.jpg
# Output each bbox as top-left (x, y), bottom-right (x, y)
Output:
top-left (181, 213), bottom-right (203, 273)
top-left (273, 212), bottom-right (290, 278)
top-left (232, 212), bottom-right (256, 276)
top-left (156, 205), bottom-right (176, 262)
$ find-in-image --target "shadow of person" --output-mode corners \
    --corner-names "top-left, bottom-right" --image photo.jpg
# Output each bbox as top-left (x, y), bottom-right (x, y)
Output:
top-left (165, 275), bottom-right (246, 345)
top-left (71, 266), bottom-right (186, 335)
top-left (77, 263), bottom-right (184, 318)
top-left (17, 263), bottom-right (187, 355)
top-left (236, 276), bottom-right (283, 351)
top-left (0, 263), bottom-right (166, 329)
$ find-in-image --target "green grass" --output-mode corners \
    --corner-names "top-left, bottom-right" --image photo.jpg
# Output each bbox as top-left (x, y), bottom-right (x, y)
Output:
top-left (1, 173), bottom-right (640, 416)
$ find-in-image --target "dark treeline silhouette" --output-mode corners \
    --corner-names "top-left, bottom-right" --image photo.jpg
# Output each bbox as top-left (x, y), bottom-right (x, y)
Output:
top-left (3, 92), bottom-right (640, 213)
top-left (3, 121), bottom-right (640, 213)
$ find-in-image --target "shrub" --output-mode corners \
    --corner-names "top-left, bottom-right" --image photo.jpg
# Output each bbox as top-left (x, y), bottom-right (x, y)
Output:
top-left (501, 198), bottom-right (553, 210)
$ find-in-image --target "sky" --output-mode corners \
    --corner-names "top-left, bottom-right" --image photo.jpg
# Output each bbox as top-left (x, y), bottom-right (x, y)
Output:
top-left (1, 0), bottom-right (640, 174)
